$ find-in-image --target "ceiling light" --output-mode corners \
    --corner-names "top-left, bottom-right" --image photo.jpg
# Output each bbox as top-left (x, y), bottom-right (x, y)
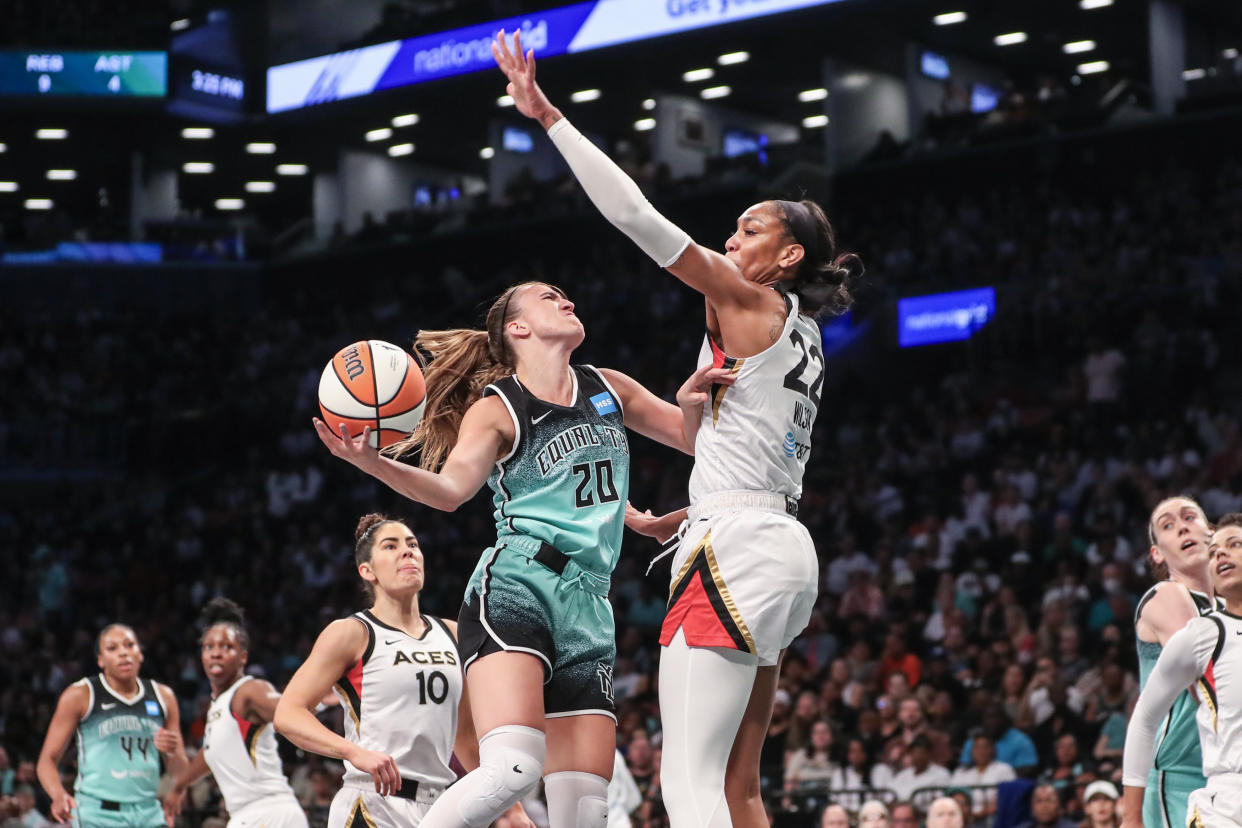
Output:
top-left (0, 182), bottom-right (18, 192)
top-left (1078, 60), bottom-right (1110, 74)
top-left (700, 85), bottom-right (730, 99)
top-left (683, 68), bottom-right (715, 82)
top-left (479, 147), bottom-right (495, 159)
top-left (497, 95), bottom-right (515, 107)
top-left (181, 127), bottom-right (213, 139)
top-left (1182, 68), bottom-right (1206, 80)
top-left (46, 169), bottom-right (77, 180)
top-left (634, 118), bottom-right (656, 132)
top-left (1224, 48), bottom-right (1239, 60)
top-left (215, 198), bottom-right (244, 211)
top-left (1079, 0), bottom-right (1112, 8)
top-left (183, 162), bottom-right (214, 173)
top-left (802, 114), bottom-right (830, 128)
top-left (570, 89), bottom-right (601, 103)
top-left (365, 127), bottom-right (392, 142)
top-left (717, 51), bottom-right (749, 65)
top-left (799, 88), bottom-right (829, 102)
top-left (0, 143), bottom-right (6, 153)
top-left (388, 143), bottom-right (415, 157)
top-left (838, 73), bottom-right (870, 89)
top-left (642, 98), bottom-right (656, 110)
top-left (25, 198), bottom-right (54, 210)
top-left (391, 113), bottom-right (419, 127)
top-left (994, 32), bottom-right (1028, 46)
top-left (36, 128), bottom-right (68, 140)
top-left (245, 181), bottom-right (276, 193)
top-left (1063, 40), bottom-right (1096, 54)
top-left (246, 142), bottom-right (276, 154)
top-left (933, 11), bottom-right (967, 25)
top-left (170, 18), bottom-right (190, 31)
top-left (276, 164), bottom-right (308, 176)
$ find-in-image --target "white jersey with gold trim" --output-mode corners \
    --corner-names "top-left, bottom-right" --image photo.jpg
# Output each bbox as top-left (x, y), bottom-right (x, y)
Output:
top-left (688, 292), bottom-right (822, 503)
top-left (334, 611), bottom-right (461, 789)
top-left (202, 676), bottom-right (297, 813)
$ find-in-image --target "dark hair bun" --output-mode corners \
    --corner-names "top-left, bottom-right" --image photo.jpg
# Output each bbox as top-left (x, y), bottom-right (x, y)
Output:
top-left (775, 199), bottom-right (864, 319)
top-left (355, 513), bottom-right (389, 544)
top-left (200, 596), bottom-right (246, 629)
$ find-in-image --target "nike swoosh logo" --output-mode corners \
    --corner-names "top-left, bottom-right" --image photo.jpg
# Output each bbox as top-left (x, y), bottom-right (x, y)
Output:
top-left (385, 639), bottom-right (402, 645)
top-left (512, 765), bottom-right (522, 773)
top-left (532, 411), bottom-right (551, 424)
top-left (110, 770), bottom-right (128, 779)
top-left (101, 703), bottom-right (117, 710)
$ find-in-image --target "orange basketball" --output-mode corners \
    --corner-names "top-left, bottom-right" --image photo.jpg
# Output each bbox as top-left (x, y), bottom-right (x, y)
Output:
top-left (318, 340), bottom-right (426, 449)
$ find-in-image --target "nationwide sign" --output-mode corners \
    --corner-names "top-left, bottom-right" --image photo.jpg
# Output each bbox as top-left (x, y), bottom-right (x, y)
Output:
top-left (897, 287), bottom-right (996, 348)
top-left (267, 0), bottom-right (844, 113)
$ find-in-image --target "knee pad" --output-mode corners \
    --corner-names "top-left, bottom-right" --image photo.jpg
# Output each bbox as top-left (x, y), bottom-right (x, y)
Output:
top-left (456, 725), bottom-right (545, 827)
top-left (544, 771), bottom-right (609, 828)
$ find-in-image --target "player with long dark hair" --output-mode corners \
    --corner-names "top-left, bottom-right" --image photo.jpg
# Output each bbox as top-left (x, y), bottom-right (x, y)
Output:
top-left (493, 30), bottom-right (861, 828)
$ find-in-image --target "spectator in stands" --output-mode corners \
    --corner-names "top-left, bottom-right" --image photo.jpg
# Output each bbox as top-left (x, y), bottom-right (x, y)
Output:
top-left (879, 632), bottom-right (922, 690)
top-left (925, 797), bottom-right (966, 828)
top-left (821, 803), bottom-right (851, 828)
top-left (859, 799), bottom-right (890, 827)
top-left (830, 738), bottom-right (877, 793)
top-left (950, 734), bottom-right (1015, 822)
top-left (890, 802), bottom-right (920, 828)
top-left (785, 720), bottom-right (837, 795)
top-left (1018, 784), bottom-right (1078, 828)
top-left (1043, 734), bottom-right (1090, 789)
top-left (960, 705), bottom-right (1039, 776)
top-left (886, 697), bottom-right (951, 769)
top-left (1079, 781), bottom-right (1119, 828)
top-left (890, 735), bottom-right (951, 800)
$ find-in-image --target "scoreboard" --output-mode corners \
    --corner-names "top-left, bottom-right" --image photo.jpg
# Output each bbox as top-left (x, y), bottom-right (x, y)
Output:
top-left (0, 51), bottom-right (167, 97)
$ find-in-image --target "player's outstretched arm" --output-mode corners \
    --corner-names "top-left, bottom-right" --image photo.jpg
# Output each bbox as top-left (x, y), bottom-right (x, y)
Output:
top-left (492, 31), bottom-right (762, 315)
top-left (164, 749), bottom-right (210, 824)
top-left (274, 620), bottom-right (403, 796)
top-left (597, 365), bottom-right (734, 455)
top-left (313, 396), bottom-right (508, 511)
top-left (37, 683), bottom-right (88, 823)
top-left (1120, 617), bottom-right (1217, 828)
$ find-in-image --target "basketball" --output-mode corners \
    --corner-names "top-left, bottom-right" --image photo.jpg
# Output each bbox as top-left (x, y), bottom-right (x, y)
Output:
top-left (318, 340), bottom-right (426, 449)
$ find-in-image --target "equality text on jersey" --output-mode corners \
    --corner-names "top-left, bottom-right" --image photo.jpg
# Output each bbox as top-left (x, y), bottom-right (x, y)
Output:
top-left (536, 424), bottom-right (628, 477)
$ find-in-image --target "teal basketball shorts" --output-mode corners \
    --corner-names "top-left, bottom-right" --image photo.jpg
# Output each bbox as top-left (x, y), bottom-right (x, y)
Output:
top-left (459, 538), bottom-right (616, 720)
top-left (74, 795), bottom-right (165, 828)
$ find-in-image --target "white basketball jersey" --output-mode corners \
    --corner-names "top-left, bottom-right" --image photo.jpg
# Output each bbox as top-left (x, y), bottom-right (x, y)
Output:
top-left (1195, 611), bottom-right (1242, 778)
top-left (335, 612), bottom-right (461, 788)
top-left (688, 292), bottom-right (822, 502)
top-left (202, 676), bottom-right (296, 813)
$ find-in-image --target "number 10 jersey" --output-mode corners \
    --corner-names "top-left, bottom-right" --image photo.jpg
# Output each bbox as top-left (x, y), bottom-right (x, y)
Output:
top-left (689, 292), bottom-right (822, 503)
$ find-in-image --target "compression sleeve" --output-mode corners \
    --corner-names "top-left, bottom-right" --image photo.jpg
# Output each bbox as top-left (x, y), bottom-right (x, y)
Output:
top-left (546, 117), bottom-right (692, 268)
top-left (1121, 617), bottom-right (1216, 787)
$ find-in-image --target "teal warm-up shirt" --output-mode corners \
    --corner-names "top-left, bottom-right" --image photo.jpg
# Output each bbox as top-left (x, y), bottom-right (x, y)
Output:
top-left (74, 675), bottom-right (167, 803)
top-left (484, 366), bottom-right (630, 576)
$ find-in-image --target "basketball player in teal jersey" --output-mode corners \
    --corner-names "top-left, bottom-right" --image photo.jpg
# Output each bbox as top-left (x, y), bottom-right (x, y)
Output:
top-left (1127, 496), bottom-right (1221, 828)
top-left (314, 282), bottom-right (728, 828)
top-left (37, 624), bottom-right (187, 828)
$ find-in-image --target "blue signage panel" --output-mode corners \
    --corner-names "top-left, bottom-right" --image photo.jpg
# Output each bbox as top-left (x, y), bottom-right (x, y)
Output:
top-left (268, 0), bottom-right (844, 112)
top-left (897, 287), bottom-right (996, 348)
top-left (0, 51), bottom-right (166, 97)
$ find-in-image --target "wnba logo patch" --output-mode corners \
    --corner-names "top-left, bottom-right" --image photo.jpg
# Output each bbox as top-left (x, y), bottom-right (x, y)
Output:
top-left (590, 392), bottom-right (617, 416)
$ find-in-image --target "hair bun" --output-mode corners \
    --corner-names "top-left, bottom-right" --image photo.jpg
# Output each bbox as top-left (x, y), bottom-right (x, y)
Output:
top-left (199, 596), bottom-right (246, 629)
top-left (355, 513), bottom-right (389, 543)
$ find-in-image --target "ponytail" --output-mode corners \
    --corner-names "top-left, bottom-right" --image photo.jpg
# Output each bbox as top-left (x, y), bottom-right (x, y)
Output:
top-left (383, 283), bottom-right (546, 470)
top-left (773, 199), bottom-right (864, 319)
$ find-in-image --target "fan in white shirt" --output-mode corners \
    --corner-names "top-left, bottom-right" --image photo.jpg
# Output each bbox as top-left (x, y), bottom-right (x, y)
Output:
top-left (949, 735), bottom-right (1015, 821)
top-left (889, 737), bottom-right (951, 801)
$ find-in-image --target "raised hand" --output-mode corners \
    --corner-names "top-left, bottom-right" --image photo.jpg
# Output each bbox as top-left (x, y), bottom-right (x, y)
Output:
top-left (491, 29), bottom-right (562, 128)
top-left (313, 418), bottom-right (382, 474)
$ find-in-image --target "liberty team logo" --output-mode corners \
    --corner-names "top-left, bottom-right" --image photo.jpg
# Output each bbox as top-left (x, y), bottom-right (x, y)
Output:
top-left (596, 661), bottom-right (614, 704)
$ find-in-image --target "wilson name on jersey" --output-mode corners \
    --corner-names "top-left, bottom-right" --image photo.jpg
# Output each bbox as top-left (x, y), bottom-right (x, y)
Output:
top-left (203, 676), bottom-right (295, 812)
top-left (484, 365), bottom-right (630, 575)
top-left (334, 611), bottom-right (461, 788)
top-left (689, 292), bottom-right (822, 502)
top-left (75, 675), bottom-right (166, 803)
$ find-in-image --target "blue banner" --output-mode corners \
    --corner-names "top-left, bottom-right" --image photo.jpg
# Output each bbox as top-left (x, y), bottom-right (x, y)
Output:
top-left (897, 287), bottom-right (996, 348)
top-left (268, 0), bottom-right (843, 112)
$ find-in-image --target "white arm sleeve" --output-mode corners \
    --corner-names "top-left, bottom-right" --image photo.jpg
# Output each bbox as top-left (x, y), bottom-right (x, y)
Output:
top-left (547, 117), bottom-right (692, 268)
top-left (1122, 617), bottom-right (1217, 787)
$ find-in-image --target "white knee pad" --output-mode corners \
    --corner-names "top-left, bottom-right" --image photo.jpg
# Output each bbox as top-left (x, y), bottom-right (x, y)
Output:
top-left (455, 725), bottom-right (546, 828)
top-left (544, 771), bottom-right (609, 828)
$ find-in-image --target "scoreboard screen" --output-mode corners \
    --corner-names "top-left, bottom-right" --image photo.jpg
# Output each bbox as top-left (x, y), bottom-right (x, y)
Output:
top-left (0, 51), bottom-right (167, 97)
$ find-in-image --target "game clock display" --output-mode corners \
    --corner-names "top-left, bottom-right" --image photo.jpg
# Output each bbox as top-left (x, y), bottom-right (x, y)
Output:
top-left (0, 51), bottom-right (167, 96)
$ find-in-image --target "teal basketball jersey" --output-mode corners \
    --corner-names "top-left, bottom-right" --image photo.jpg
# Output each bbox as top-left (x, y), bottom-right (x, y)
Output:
top-left (75, 675), bottom-right (166, 803)
top-left (484, 366), bottom-right (630, 576)
top-left (1135, 584), bottom-right (1220, 774)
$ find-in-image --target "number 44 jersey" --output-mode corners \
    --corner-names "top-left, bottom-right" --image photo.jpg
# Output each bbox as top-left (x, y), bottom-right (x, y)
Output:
top-left (74, 675), bottom-right (167, 803)
top-left (689, 292), bottom-right (822, 503)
